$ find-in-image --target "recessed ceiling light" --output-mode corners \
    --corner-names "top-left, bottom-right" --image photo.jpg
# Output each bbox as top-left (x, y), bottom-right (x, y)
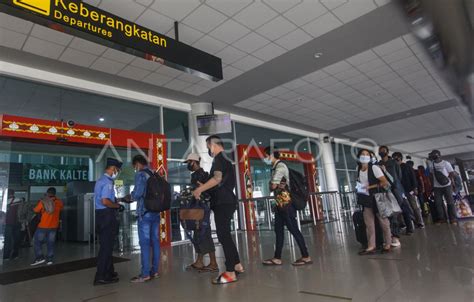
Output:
top-left (258, 141), bottom-right (262, 145)
top-left (99, 117), bottom-right (105, 122)
top-left (314, 52), bottom-right (323, 59)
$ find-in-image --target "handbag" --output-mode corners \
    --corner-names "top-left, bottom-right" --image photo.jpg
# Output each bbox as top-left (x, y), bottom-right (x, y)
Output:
top-left (374, 191), bottom-right (402, 218)
top-left (432, 163), bottom-right (450, 186)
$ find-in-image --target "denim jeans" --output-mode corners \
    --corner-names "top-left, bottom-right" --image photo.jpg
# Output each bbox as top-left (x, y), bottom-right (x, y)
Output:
top-left (138, 212), bottom-right (161, 277)
top-left (34, 228), bottom-right (57, 261)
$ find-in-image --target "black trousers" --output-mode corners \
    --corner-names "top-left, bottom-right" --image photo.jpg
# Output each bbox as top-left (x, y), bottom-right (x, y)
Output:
top-left (213, 203), bottom-right (240, 272)
top-left (95, 209), bottom-right (119, 281)
top-left (433, 186), bottom-right (457, 222)
top-left (4, 224), bottom-right (20, 259)
top-left (274, 205), bottom-right (309, 259)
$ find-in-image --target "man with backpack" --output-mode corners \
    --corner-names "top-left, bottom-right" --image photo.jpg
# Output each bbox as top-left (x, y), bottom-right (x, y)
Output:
top-left (261, 147), bottom-right (312, 267)
top-left (428, 150), bottom-right (458, 225)
top-left (128, 155), bottom-right (162, 283)
top-left (30, 187), bottom-right (63, 266)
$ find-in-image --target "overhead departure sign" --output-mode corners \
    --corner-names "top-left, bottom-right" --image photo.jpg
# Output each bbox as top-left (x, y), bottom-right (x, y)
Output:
top-left (1, 0), bottom-right (223, 81)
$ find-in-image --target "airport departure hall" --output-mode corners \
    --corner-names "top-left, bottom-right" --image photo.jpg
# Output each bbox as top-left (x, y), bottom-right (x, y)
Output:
top-left (0, 0), bottom-right (473, 301)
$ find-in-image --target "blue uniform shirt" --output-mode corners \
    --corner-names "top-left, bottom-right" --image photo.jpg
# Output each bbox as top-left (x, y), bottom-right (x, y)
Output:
top-left (131, 168), bottom-right (150, 217)
top-left (94, 174), bottom-right (116, 210)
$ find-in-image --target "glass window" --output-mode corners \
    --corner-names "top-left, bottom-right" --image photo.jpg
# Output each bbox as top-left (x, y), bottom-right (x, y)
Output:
top-left (163, 108), bottom-right (189, 160)
top-left (332, 143), bottom-right (347, 170)
top-left (0, 76), bottom-right (161, 133)
top-left (336, 170), bottom-right (351, 193)
top-left (344, 144), bottom-right (359, 171)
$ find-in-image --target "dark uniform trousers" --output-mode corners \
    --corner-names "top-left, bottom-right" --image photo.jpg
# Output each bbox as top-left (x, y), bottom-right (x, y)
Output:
top-left (95, 208), bottom-right (119, 281)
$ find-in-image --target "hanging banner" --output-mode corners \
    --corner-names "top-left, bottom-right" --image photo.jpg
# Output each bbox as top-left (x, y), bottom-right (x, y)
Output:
top-left (0, 0), bottom-right (223, 81)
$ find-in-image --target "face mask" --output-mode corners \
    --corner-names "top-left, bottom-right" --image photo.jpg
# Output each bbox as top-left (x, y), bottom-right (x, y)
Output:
top-left (263, 158), bottom-right (272, 165)
top-left (359, 155), bottom-right (371, 164)
top-left (207, 148), bottom-right (214, 158)
top-left (378, 151), bottom-right (386, 158)
top-left (371, 157), bottom-right (378, 164)
top-left (187, 162), bottom-right (194, 171)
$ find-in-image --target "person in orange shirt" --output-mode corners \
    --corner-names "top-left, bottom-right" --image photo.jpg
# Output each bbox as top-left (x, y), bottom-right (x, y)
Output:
top-left (30, 187), bottom-right (63, 266)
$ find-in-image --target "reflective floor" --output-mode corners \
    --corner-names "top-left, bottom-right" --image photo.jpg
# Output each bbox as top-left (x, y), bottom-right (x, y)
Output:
top-left (1, 219), bottom-right (474, 302)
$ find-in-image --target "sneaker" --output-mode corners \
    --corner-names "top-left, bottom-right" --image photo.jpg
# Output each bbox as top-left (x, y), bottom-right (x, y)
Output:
top-left (46, 260), bottom-right (53, 265)
top-left (130, 275), bottom-right (151, 283)
top-left (391, 238), bottom-right (401, 248)
top-left (31, 258), bottom-right (46, 266)
top-left (150, 272), bottom-right (160, 279)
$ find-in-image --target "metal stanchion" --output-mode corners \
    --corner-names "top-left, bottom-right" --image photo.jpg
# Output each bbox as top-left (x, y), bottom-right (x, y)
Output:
top-left (266, 199), bottom-right (273, 230)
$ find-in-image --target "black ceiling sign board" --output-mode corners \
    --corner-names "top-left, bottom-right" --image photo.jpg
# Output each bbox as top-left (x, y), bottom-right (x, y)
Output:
top-left (0, 0), bottom-right (223, 81)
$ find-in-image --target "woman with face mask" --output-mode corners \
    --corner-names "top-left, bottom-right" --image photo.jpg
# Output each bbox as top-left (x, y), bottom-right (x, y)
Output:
top-left (356, 149), bottom-right (393, 255)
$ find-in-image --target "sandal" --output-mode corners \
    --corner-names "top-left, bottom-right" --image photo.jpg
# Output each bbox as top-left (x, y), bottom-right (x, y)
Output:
top-left (212, 272), bottom-right (237, 285)
top-left (235, 264), bottom-right (245, 274)
top-left (262, 258), bottom-right (282, 266)
top-left (358, 249), bottom-right (376, 256)
top-left (292, 258), bottom-right (313, 266)
top-left (185, 263), bottom-right (202, 271)
top-left (198, 265), bottom-right (219, 273)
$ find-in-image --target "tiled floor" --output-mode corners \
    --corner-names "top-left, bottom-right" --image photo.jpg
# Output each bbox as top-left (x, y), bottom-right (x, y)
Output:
top-left (1, 220), bottom-right (473, 302)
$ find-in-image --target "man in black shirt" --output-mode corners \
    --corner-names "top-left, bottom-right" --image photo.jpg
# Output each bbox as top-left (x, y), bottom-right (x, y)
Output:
top-left (185, 153), bottom-right (217, 272)
top-left (394, 153), bottom-right (424, 229)
top-left (379, 146), bottom-right (413, 242)
top-left (193, 135), bottom-right (243, 284)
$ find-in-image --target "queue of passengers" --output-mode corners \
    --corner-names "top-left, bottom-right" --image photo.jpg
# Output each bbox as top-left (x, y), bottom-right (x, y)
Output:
top-left (9, 135), bottom-right (460, 285)
top-left (356, 147), bottom-right (461, 255)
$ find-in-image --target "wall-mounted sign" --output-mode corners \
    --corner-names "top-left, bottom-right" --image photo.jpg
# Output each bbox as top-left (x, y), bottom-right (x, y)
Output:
top-left (23, 164), bottom-right (89, 185)
top-left (0, 0), bottom-right (223, 81)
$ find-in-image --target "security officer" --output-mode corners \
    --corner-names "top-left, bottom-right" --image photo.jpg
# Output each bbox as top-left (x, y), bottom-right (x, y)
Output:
top-left (93, 158), bottom-right (124, 286)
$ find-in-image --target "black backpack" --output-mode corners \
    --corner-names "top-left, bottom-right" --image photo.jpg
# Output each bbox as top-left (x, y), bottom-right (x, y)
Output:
top-left (278, 162), bottom-right (309, 210)
top-left (143, 170), bottom-right (171, 213)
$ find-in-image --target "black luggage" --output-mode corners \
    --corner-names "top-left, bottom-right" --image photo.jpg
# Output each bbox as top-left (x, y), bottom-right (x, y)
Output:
top-left (353, 210), bottom-right (384, 249)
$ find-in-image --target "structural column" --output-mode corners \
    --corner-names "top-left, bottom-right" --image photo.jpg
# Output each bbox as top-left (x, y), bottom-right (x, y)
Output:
top-left (188, 102), bottom-right (213, 171)
top-left (319, 133), bottom-right (339, 192)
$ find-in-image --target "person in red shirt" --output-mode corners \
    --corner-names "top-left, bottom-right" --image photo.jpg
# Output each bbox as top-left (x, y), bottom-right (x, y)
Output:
top-left (30, 187), bottom-right (63, 266)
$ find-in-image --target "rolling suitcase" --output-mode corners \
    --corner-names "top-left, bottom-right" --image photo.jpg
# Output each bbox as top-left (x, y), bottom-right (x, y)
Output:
top-left (353, 209), bottom-right (384, 249)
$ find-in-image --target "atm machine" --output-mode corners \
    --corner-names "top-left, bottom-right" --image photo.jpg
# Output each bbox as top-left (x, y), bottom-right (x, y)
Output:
top-left (62, 181), bottom-right (95, 242)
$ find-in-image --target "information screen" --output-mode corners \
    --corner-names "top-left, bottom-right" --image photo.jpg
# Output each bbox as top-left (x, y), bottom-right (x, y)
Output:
top-left (196, 114), bottom-right (232, 136)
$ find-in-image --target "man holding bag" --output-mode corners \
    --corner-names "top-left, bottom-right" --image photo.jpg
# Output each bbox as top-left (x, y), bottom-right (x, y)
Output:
top-left (428, 150), bottom-right (457, 225)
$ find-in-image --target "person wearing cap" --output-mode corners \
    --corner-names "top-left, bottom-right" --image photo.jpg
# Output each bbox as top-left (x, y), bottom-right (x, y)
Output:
top-left (93, 158), bottom-right (124, 286)
top-left (428, 150), bottom-right (457, 225)
top-left (185, 153), bottom-right (218, 273)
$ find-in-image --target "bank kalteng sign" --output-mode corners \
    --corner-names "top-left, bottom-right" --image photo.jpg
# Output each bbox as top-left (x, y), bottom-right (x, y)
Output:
top-left (0, 0), bottom-right (223, 81)
top-left (23, 164), bottom-right (89, 185)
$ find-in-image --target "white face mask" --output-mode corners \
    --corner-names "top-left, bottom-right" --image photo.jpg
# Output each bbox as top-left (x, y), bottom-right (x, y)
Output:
top-left (359, 155), bottom-right (371, 164)
top-left (371, 157), bottom-right (378, 164)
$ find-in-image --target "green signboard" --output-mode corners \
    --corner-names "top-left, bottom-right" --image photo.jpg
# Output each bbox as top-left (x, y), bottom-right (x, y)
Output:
top-left (23, 164), bottom-right (89, 185)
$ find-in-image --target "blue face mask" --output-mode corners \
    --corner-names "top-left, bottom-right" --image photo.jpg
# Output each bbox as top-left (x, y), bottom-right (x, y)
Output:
top-left (263, 158), bottom-right (272, 165)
